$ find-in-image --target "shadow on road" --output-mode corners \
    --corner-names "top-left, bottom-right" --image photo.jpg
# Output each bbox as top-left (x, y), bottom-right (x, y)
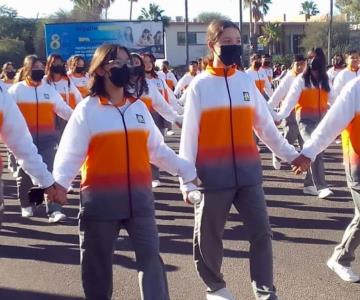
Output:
top-left (0, 288), bottom-right (83, 300)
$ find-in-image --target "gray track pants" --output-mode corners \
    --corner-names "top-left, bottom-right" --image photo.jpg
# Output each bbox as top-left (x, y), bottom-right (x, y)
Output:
top-left (194, 184), bottom-right (277, 300)
top-left (298, 121), bottom-right (328, 190)
top-left (79, 216), bottom-right (169, 300)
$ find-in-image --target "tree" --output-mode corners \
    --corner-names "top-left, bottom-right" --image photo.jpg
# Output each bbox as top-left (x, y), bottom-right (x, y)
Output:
top-left (197, 12), bottom-right (231, 23)
top-left (0, 39), bottom-right (26, 66)
top-left (336, 0), bottom-right (360, 22)
top-left (101, 0), bottom-right (116, 20)
top-left (301, 21), bottom-right (351, 58)
top-left (138, 3), bottom-right (170, 27)
top-left (300, 1), bottom-right (320, 21)
top-left (70, 0), bottom-right (116, 20)
top-left (258, 22), bottom-right (282, 55)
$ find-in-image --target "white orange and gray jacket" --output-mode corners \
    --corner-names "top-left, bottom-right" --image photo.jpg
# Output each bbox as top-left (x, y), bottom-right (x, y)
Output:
top-left (174, 73), bottom-right (196, 97)
top-left (53, 96), bottom-right (196, 219)
top-left (275, 75), bottom-right (332, 123)
top-left (8, 79), bottom-right (73, 145)
top-left (302, 76), bottom-right (360, 185)
top-left (179, 65), bottom-right (298, 191)
top-left (68, 73), bottom-right (90, 98)
top-left (0, 85), bottom-right (54, 187)
top-left (268, 70), bottom-right (298, 109)
top-left (246, 68), bottom-right (273, 97)
top-left (157, 70), bottom-right (178, 91)
top-left (332, 67), bottom-right (360, 100)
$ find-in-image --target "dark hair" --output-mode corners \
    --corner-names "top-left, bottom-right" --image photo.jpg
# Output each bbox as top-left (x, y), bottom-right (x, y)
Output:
top-left (346, 50), bottom-right (359, 57)
top-left (88, 44), bottom-right (131, 98)
top-left (69, 55), bottom-right (86, 74)
top-left (45, 53), bottom-right (69, 85)
top-left (0, 61), bottom-right (14, 79)
top-left (294, 54), bottom-right (305, 62)
top-left (303, 48), bottom-right (330, 92)
top-left (141, 52), bottom-right (158, 78)
top-left (15, 54), bottom-right (41, 83)
top-left (130, 52), bottom-right (149, 97)
top-left (190, 60), bottom-right (198, 66)
top-left (262, 54), bottom-right (271, 59)
top-left (250, 53), bottom-right (261, 61)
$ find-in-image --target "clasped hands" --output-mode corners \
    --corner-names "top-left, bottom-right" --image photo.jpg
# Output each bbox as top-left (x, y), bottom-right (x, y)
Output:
top-left (291, 154), bottom-right (311, 175)
top-left (44, 182), bottom-right (68, 205)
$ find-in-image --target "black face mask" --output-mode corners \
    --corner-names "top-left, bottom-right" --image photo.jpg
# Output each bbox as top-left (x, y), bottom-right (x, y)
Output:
top-left (263, 61), bottom-right (271, 67)
top-left (308, 58), bottom-right (322, 71)
top-left (129, 65), bottom-right (145, 78)
top-left (31, 70), bottom-right (45, 82)
top-left (6, 71), bottom-right (15, 80)
top-left (254, 61), bottom-right (262, 69)
top-left (217, 44), bottom-right (242, 66)
top-left (75, 66), bottom-right (85, 73)
top-left (108, 65), bottom-right (129, 88)
top-left (50, 65), bottom-right (66, 74)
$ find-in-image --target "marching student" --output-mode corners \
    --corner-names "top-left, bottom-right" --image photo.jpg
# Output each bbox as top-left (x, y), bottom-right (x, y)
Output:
top-left (8, 55), bottom-right (73, 223)
top-left (274, 48), bottom-right (333, 199)
top-left (295, 76), bottom-right (360, 282)
top-left (268, 54), bottom-right (306, 170)
top-left (67, 55), bottom-right (90, 98)
top-left (0, 83), bottom-right (60, 227)
top-left (327, 53), bottom-right (345, 86)
top-left (246, 53), bottom-right (273, 99)
top-left (0, 62), bottom-right (16, 90)
top-left (174, 60), bottom-right (199, 98)
top-left (157, 60), bottom-right (178, 91)
top-left (261, 54), bottom-right (273, 83)
top-left (180, 20), bottom-right (301, 300)
top-left (332, 50), bottom-right (359, 100)
top-left (51, 44), bottom-right (196, 300)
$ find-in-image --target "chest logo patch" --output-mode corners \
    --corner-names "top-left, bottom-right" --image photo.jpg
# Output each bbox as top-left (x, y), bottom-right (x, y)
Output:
top-left (44, 93), bottom-right (50, 100)
top-left (136, 114), bottom-right (145, 124)
top-left (243, 92), bottom-right (251, 101)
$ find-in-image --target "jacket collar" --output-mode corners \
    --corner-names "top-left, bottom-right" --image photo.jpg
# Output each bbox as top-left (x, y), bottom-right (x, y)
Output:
top-left (206, 64), bottom-right (236, 77)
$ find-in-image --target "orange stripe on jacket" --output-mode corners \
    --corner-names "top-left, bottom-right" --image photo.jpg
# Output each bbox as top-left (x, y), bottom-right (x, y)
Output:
top-left (81, 130), bottom-right (151, 189)
top-left (197, 106), bottom-right (258, 165)
top-left (342, 113), bottom-right (360, 165)
top-left (17, 102), bottom-right (55, 134)
top-left (255, 80), bottom-right (265, 93)
top-left (77, 86), bottom-right (89, 98)
top-left (295, 88), bottom-right (328, 116)
top-left (165, 79), bottom-right (175, 91)
top-left (60, 93), bottom-right (77, 109)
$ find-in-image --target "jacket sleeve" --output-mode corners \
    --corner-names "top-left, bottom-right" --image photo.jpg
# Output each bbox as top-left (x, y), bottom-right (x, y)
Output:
top-left (275, 76), bottom-right (304, 121)
top-left (51, 87), bottom-right (73, 120)
top-left (53, 102), bottom-right (90, 189)
top-left (332, 72), bottom-right (345, 100)
top-left (174, 75), bottom-right (187, 96)
top-left (144, 105), bottom-right (196, 183)
top-left (0, 90), bottom-right (54, 187)
top-left (252, 82), bottom-right (299, 163)
top-left (151, 86), bottom-right (182, 124)
top-left (70, 81), bottom-right (83, 105)
top-left (164, 81), bottom-right (183, 114)
top-left (302, 79), bottom-right (357, 161)
top-left (264, 75), bottom-right (273, 97)
top-left (268, 74), bottom-right (291, 109)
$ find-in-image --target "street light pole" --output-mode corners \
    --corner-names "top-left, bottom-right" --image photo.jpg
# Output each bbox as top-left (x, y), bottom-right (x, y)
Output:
top-left (185, 0), bottom-right (189, 67)
top-left (327, 0), bottom-right (333, 64)
top-left (239, 0), bottom-right (244, 63)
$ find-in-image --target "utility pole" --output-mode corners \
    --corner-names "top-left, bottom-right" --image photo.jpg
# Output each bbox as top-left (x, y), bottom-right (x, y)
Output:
top-left (239, 0), bottom-right (244, 64)
top-left (327, 0), bottom-right (333, 64)
top-left (185, 0), bottom-right (189, 67)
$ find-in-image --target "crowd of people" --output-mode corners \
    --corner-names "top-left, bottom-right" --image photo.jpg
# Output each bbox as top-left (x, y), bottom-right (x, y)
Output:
top-left (0, 19), bottom-right (359, 300)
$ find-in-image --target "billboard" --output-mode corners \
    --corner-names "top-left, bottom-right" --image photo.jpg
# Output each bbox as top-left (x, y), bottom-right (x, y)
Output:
top-left (44, 21), bottom-right (164, 61)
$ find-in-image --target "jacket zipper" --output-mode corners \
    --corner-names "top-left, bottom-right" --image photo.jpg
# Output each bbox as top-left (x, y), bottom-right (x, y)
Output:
top-left (224, 70), bottom-right (239, 186)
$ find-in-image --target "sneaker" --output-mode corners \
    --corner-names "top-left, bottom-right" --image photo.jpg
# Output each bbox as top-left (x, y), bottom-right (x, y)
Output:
top-left (21, 206), bottom-right (33, 218)
top-left (166, 130), bottom-right (175, 136)
top-left (206, 288), bottom-right (236, 300)
top-left (152, 180), bottom-right (161, 188)
top-left (327, 258), bottom-right (360, 282)
top-left (272, 153), bottom-right (281, 170)
top-left (48, 211), bottom-right (66, 223)
top-left (13, 170), bottom-right (19, 178)
top-left (303, 186), bottom-right (318, 196)
top-left (318, 188), bottom-right (334, 199)
top-left (335, 138), bottom-right (341, 144)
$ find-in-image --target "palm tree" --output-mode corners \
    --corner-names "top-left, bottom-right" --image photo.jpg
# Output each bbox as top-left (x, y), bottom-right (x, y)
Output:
top-left (258, 22), bottom-right (282, 55)
top-left (137, 3), bottom-right (170, 27)
top-left (300, 0), bottom-right (320, 21)
top-left (129, 0), bottom-right (138, 20)
top-left (101, 0), bottom-right (116, 20)
top-left (70, 0), bottom-right (116, 20)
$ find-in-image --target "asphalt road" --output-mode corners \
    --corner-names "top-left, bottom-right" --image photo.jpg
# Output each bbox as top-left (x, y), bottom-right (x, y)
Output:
top-left (1, 133), bottom-right (360, 300)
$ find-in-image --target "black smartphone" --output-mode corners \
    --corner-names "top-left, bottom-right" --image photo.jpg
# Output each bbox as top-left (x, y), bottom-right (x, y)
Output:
top-left (28, 187), bottom-right (45, 206)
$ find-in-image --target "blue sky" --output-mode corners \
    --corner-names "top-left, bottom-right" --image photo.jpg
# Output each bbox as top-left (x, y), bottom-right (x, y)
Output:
top-left (3, 0), bottom-right (336, 21)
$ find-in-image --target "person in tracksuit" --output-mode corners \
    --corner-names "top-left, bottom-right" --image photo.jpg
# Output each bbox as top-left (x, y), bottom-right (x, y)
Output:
top-left (180, 20), bottom-right (300, 300)
top-left (268, 55), bottom-right (306, 170)
top-left (8, 55), bottom-right (73, 223)
top-left (273, 48), bottom-right (334, 199)
top-left (0, 82), bottom-right (58, 227)
top-left (67, 55), bottom-right (90, 98)
top-left (51, 44), bottom-right (196, 300)
top-left (295, 76), bottom-right (360, 282)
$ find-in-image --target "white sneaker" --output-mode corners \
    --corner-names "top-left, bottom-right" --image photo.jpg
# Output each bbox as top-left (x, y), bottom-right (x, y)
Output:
top-left (318, 188), bottom-right (334, 199)
top-left (152, 180), bottom-right (161, 188)
top-left (327, 258), bottom-right (360, 282)
top-left (206, 288), bottom-right (236, 300)
top-left (48, 211), bottom-right (66, 223)
top-left (21, 206), bottom-right (33, 218)
top-left (166, 130), bottom-right (175, 136)
top-left (272, 153), bottom-right (281, 170)
top-left (303, 186), bottom-right (318, 196)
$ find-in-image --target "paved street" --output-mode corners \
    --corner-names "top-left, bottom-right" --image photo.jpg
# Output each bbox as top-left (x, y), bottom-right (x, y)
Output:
top-left (1, 133), bottom-right (360, 300)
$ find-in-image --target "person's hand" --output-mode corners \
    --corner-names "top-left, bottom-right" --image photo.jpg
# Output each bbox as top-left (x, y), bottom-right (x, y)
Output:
top-left (274, 120), bottom-right (281, 126)
top-left (175, 121), bottom-right (182, 128)
top-left (182, 178), bottom-right (199, 205)
top-left (45, 182), bottom-right (68, 205)
top-left (291, 154), bottom-right (311, 175)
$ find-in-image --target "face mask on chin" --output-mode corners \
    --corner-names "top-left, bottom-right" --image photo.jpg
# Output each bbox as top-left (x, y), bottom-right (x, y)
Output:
top-left (108, 65), bottom-right (130, 88)
top-left (216, 44), bottom-right (242, 66)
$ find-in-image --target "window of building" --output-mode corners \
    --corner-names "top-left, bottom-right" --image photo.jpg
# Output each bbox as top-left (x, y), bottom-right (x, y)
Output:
top-left (177, 32), bottom-right (206, 45)
top-left (292, 34), bottom-right (304, 54)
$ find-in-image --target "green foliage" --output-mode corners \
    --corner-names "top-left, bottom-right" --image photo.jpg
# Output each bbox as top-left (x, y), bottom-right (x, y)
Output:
top-left (336, 0), bottom-right (360, 22)
top-left (0, 39), bottom-right (26, 67)
top-left (300, 1), bottom-right (320, 21)
top-left (138, 3), bottom-right (170, 27)
top-left (301, 21), bottom-right (350, 58)
top-left (272, 54), bottom-right (294, 68)
top-left (196, 12), bottom-right (231, 23)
